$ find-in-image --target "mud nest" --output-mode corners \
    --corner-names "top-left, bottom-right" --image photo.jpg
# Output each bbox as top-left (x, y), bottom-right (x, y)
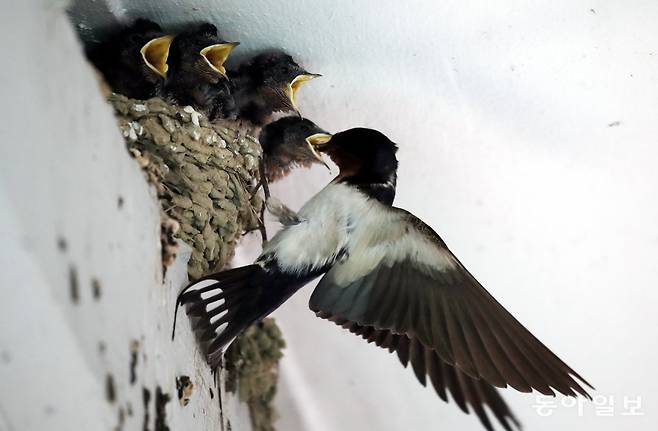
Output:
top-left (225, 319), bottom-right (286, 431)
top-left (110, 94), bottom-right (262, 279)
top-left (110, 94), bottom-right (284, 431)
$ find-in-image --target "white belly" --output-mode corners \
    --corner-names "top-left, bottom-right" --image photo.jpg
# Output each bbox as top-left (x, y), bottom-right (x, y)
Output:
top-left (259, 182), bottom-right (377, 274)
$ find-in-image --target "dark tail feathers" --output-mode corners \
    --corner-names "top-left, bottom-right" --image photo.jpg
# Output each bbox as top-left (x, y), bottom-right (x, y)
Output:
top-left (173, 264), bottom-right (292, 368)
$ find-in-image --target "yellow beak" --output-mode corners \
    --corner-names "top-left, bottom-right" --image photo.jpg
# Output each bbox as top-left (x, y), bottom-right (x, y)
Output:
top-left (200, 42), bottom-right (239, 79)
top-left (288, 73), bottom-right (322, 112)
top-left (140, 35), bottom-right (174, 78)
top-left (305, 133), bottom-right (332, 169)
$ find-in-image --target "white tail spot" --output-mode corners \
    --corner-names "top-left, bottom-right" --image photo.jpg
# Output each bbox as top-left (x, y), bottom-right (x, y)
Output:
top-left (215, 323), bottom-right (228, 335)
top-left (209, 310), bottom-right (228, 325)
top-left (188, 279), bottom-right (218, 291)
top-left (200, 287), bottom-right (223, 300)
top-left (206, 298), bottom-right (225, 312)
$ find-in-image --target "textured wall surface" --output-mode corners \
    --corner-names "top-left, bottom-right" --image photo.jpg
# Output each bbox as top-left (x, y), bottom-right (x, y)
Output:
top-left (0, 1), bottom-right (250, 430)
top-left (9, 1), bottom-right (658, 430)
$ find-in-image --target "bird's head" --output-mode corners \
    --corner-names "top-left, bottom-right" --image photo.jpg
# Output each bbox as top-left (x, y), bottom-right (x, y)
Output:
top-left (164, 23), bottom-right (239, 81)
top-left (259, 117), bottom-right (330, 181)
top-left (256, 52), bottom-right (321, 115)
top-left (307, 128), bottom-right (399, 182)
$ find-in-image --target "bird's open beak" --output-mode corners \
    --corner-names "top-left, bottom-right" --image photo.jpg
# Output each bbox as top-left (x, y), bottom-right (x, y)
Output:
top-left (200, 42), bottom-right (239, 79)
top-left (141, 35), bottom-right (174, 78)
top-left (305, 133), bottom-right (332, 170)
top-left (288, 73), bottom-right (321, 113)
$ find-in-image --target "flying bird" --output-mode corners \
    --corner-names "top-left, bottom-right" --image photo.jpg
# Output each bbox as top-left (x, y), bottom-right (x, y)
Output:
top-left (87, 18), bottom-right (172, 99)
top-left (176, 128), bottom-right (593, 430)
top-left (164, 23), bottom-right (239, 120)
top-left (258, 116), bottom-right (330, 183)
top-left (230, 52), bottom-right (321, 125)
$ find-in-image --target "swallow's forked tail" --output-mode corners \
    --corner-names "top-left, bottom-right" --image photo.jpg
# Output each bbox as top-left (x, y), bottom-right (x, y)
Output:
top-left (173, 265), bottom-right (264, 366)
top-left (173, 264), bottom-right (294, 367)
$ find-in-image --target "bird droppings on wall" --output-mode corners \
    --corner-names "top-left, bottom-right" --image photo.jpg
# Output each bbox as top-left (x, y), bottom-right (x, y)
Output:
top-left (175, 375), bottom-right (194, 406)
top-left (109, 93), bottom-right (262, 279)
top-left (224, 318), bottom-right (285, 431)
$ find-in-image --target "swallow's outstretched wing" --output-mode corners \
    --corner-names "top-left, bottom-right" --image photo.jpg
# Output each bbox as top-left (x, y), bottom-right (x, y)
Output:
top-left (328, 315), bottom-right (521, 431)
top-left (310, 206), bottom-right (593, 408)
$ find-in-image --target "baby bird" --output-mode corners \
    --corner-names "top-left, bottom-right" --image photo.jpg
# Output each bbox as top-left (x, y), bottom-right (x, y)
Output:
top-left (164, 23), bottom-right (239, 120)
top-left (259, 116), bottom-right (329, 183)
top-left (231, 52), bottom-right (320, 125)
top-left (254, 116), bottom-right (330, 242)
top-left (87, 18), bottom-right (172, 99)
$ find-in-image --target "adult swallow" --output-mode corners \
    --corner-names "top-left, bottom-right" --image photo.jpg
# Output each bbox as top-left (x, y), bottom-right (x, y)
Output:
top-left (258, 116), bottom-right (330, 183)
top-left (164, 23), bottom-right (239, 120)
top-left (176, 128), bottom-right (592, 430)
top-left (231, 52), bottom-right (321, 125)
top-left (87, 18), bottom-right (172, 99)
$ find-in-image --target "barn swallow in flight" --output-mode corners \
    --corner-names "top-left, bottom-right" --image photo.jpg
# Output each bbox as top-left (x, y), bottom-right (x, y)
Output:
top-left (164, 23), bottom-right (239, 120)
top-left (230, 52), bottom-right (321, 125)
top-left (175, 128), bottom-right (593, 430)
top-left (87, 18), bottom-right (172, 99)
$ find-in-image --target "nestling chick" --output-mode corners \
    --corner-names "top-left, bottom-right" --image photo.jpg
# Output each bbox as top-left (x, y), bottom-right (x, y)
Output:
top-left (87, 18), bottom-right (172, 99)
top-left (231, 52), bottom-right (320, 125)
top-left (164, 23), bottom-right (239, 120)
top-left (176, 128), bottom-right (594, 431)
top-left (258, 116), bottom-right (329, 182)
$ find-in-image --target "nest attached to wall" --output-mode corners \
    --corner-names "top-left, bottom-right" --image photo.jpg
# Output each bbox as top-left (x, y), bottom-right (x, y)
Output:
top-left (109, 93), bottom-right (284, 431)
top-left (110, 94), bottom-right (262, 279)
top-left (225, 318), bottom-right (285, 431)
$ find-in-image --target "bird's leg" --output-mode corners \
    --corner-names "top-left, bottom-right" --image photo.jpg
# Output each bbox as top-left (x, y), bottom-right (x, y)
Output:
top-left (259, 157), bottom-right (271, 200)
top-left (258, 204), bottom-right (268, 242)
top-left (266, 196), bottom-right (304, 226)
top-left (257, 157), bottom-right (270, 242)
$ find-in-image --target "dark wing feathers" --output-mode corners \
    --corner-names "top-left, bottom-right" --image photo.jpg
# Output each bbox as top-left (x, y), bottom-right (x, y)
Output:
top-left (310, 207), bottom-right (592, 421)
top-left (335, 318), bottom-right (520, 431)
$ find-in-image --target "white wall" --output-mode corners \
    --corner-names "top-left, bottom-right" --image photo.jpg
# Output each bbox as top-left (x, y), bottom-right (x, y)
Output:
top-left (52, 0), bottom-right (658, 430)
top-left (0, 1), bottom-right (250, 430)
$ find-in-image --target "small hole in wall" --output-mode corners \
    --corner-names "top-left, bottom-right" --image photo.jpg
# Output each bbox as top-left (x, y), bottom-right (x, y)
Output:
top-left (129, 339), bottom-right (140, 385)
top-left (105, 373), bottom-right (116, 403)
top-left (117, 195), bottom-right (125, 209)
top-left (69, 265), bottom-right (80, 304)
top-left (117, 406), bottom-right (125, 428)
top-left (142, 387), bottom-right (151, 431)
top-left (57, 237), bottom-right (68, 253)
top-left (155, 386), bottom-right (171, 431)
top-left (91, 278), bottom-right (102, 300)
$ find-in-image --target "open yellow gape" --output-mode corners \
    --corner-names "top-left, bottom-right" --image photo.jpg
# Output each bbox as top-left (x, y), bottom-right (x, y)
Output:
top-left (288, 74), bottom-right (321, 110)
top-left (200, 42), bottom-right (240, 78)
top-left (140, 35), bottom-right (174, 77)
